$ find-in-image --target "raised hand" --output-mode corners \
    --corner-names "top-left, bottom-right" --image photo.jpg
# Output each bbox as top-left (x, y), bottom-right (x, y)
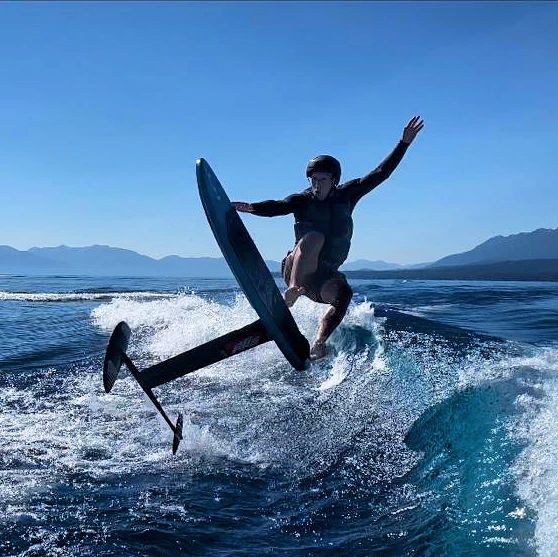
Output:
top-left (402, 116), bottom-right (424, 145)
top-left (232, 201), bottom-right (254, 213)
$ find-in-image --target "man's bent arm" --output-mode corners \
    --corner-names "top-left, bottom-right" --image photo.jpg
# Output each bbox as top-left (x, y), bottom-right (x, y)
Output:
top-left (241, 194), bottom-right (303, 217)
top-left (346, 140), bottom-right (409, 203)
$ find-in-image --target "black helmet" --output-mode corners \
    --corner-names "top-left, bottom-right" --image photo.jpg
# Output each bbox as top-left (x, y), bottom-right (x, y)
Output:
top-left (306, 155), bottom-right (341, 184)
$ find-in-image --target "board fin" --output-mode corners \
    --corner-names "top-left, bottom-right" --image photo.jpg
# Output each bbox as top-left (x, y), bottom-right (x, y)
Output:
top-left (102, 319), bottom-right (270, 453)
top-left (103, 321), bottom-right (131, 393)
top-left (172, 413), bottom-right (184, 455)
top-left (103, 322), bottom-right (183, 453)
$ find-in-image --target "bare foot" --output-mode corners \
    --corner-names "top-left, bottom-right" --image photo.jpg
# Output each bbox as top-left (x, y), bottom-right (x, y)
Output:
top-left (284, 286), bottom-right (306, 307)
top-left (310, 340), bottom-right (327, 360)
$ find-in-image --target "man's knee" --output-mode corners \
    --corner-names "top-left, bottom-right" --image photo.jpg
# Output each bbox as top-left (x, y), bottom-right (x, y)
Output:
top-left (297, 231), bottom-right (325, 255)
top-left (320, 281), bottom-right (352, 334)
top-left (320, 279), bottom-right (352, 310)
top-left (333, 281), bottom-right (352, 312)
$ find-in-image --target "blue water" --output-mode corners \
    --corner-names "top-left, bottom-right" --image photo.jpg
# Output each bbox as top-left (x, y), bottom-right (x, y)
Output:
top-left (1, 276), bottom-right (557, 556)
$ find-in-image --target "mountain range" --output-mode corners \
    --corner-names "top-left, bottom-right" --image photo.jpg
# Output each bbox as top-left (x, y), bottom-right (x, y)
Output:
top-left (1, 226), bottom-right (557, 278)
top-left (431, 227), bottom-right (558, 267)
top-left (0, 245), bottom-right (244, 277)
top-left (0, 245), bottom-right (401, 276)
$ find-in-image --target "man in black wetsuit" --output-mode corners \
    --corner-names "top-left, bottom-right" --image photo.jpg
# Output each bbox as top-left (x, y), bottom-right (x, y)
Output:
top-left (234, 116), bottom-right (424, 359)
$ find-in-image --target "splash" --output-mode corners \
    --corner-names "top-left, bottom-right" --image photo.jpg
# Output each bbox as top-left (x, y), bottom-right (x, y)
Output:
top-left (0, 290), bottom-right (177, 302)
top-left (511, 348), bottom-right (558, 557)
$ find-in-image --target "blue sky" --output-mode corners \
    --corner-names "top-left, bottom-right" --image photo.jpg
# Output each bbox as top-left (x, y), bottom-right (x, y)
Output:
top-left (0, 2), bottom-right (556, 264)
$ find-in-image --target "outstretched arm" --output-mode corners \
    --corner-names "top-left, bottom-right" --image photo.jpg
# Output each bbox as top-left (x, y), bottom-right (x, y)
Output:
top-left (346, 116), bottom-right (424, 203)
top-left (232, 194), bottom-right (303, 217)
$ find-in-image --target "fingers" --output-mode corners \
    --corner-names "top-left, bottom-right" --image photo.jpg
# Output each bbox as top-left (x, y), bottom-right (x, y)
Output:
top-left (401, 115), bottom-right (425, 144)
top-left (405, 115), bottom-right (424, 130)
top-left (403, 116), bottom-right (425, 143)
top-left (232, 201), bottom-right (249, 212)
top-left (406, 115), bottom-right (419, 127)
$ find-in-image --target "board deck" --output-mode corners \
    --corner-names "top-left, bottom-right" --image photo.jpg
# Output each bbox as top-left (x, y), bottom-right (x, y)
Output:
top-left (196, 158), bottom-right (309, 370)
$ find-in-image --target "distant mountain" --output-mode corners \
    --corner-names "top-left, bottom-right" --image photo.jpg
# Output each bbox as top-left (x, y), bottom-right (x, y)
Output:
top-left (0, 245), bottom-right (62, 273)
top-left (341, 259), bottom-right (402, 271)
top-left (404, 261), bottom-right (434, 270)
top-left (346, 259), bottom-right (558, 282)
top-left (29, 245), bottom-right (160, 275)
top-left (1, 245), bottom-right (281, 277)
top-left (1, 244), bottom-right (401, 276)
top-left (431, 227), bottom-right (558, 268)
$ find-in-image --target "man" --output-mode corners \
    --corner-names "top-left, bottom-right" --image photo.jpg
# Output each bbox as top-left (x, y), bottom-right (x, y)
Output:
top-left (233, 116), bottom-right (424, 360)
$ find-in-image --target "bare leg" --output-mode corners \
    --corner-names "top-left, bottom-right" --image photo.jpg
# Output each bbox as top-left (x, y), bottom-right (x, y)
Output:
top-left (310, 278), bottom-right (353, 359)
top-left (284, 231), bottom-right (325, 307)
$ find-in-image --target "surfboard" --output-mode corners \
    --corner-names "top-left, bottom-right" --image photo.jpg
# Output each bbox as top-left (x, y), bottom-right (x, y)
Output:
top-left (102, 158), bottom-right (309, 453)
top-left (196, 158), bottom-right (309, 370)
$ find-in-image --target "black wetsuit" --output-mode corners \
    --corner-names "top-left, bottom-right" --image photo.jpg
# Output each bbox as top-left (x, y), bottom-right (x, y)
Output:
top-left (250, 140), bottom-right (410, 298)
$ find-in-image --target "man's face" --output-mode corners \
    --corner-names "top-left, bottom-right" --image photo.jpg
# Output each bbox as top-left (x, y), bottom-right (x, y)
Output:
top-left (310, 172), bottom-right (335, 200)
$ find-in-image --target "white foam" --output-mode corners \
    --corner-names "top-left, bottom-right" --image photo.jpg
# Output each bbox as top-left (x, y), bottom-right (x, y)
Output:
top-left (92, 291), bottom-right (259, 361)
top-left (510, 348), bottom-right (558, 557)
top-left (0, 290), bottom-right (176, 302)
top-left (412, 304), bottom-right (456, 313)
top-left (343, 299), bottom-right (382, 329)
top-left (318, 353), bottom-right (352, 391)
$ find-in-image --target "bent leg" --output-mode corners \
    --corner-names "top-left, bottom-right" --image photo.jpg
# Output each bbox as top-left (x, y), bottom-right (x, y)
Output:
top-left (310, 278), bottom-right (352, 358)
top-left (284, 231), bottom-right (325, 307)
top-left (289, 231), bottom-right (325, 287)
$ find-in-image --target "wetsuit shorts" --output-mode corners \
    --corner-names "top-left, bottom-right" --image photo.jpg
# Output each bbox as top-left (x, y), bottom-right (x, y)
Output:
top-left (281, 251), bottom-right (348, 304)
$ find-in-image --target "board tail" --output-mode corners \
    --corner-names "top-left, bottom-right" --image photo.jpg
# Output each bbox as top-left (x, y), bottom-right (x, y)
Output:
top-left (102, 319), bottom-right (270, 454)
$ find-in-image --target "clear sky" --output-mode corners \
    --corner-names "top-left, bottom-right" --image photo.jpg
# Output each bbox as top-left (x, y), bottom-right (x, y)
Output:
top-left (0, 1), bottom-right (556, 265)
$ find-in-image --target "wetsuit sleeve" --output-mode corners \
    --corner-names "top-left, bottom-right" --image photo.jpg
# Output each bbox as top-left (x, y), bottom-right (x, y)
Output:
top-left (344, 141), bottom-right (410, 203)
top-left (250, 194), bottom-right (304, 217)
